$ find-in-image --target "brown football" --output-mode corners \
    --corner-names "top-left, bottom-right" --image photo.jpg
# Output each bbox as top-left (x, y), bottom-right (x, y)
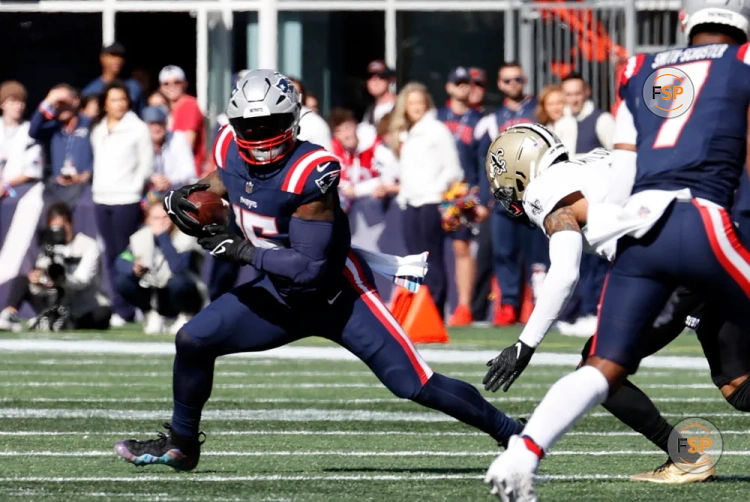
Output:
top-left (186, 190), bottom-right (230, 227)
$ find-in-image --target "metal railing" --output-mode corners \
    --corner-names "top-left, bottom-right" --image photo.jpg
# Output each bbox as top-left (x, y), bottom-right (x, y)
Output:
top-left (515, 1), bottom-right (682, 111)
top-left (0, 0), bottom-right (684, 114)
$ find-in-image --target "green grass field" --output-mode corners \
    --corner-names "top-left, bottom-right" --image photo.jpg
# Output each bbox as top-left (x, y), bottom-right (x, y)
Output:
top-left (0, 326), bottom-right (747, 501)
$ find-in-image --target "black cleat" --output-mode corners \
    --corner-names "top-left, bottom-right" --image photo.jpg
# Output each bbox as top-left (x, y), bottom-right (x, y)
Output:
top-left (114, 422), bottom-right (204, 471)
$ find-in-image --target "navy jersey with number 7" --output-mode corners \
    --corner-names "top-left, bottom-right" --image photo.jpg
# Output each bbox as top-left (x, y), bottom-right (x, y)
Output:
top-left (619, 43), bottom-right (750, 207)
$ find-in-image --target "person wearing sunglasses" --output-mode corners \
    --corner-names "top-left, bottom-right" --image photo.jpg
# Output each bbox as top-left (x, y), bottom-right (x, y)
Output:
top-left (475, 62), bottom-right (547, 328)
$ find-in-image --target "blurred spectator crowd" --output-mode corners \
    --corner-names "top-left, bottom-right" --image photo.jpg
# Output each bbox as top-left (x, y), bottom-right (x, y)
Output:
top-left (0, 40), bottom-right (618, 336)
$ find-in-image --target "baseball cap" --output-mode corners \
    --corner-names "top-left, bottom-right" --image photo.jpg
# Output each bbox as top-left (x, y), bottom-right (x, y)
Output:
top-left (367, 59), bottom-right (395, 78)
top-left (101, 42), bottom-right (126, 57)
top-left (141, 105), bottom-right (168, 124)
top-left (159, 65), bottom-right (186, 84)
top-left (447, 66), bottom-right (471, 84)
top-left (469, 67), bottom-right (488, 86)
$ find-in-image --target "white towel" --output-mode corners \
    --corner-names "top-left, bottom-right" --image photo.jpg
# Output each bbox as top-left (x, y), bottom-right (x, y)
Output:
top-left (351, 246), bottom-right (429, 293)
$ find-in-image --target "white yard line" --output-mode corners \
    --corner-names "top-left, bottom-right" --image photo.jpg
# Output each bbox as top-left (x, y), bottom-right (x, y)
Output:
top-left (0, 473), bottom-right (692, 482)
top-left (0, 381), bottom-right (719, 391)
top-left (0, 396), bottom-right (730, 405)
top-left (6, 449), bottom-right (750, 457)
top-left (0, 339), bottom-right (710, 370)
top-left (0, 407), bottom-right (745, 421)
top-left (1, 429), bottom-right (748, 437)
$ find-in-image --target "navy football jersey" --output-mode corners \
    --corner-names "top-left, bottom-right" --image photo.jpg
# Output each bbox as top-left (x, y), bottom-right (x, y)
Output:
top-left (620, 43), bottom-right (750, 207)
top-left (213, 125), bottom-right (350, 296)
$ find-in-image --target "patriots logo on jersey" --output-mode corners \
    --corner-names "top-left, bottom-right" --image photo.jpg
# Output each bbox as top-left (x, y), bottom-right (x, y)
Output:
top-left (315, 170), bottom-right (340, 194)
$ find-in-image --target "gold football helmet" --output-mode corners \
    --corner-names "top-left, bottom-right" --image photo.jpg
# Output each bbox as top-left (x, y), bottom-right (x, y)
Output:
top-left (485, 123), bottom-right (568, 217)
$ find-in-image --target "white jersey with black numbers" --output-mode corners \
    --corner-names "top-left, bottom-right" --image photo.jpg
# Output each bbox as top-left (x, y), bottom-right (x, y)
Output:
top-left (522, 148), bottom-right (687, 260)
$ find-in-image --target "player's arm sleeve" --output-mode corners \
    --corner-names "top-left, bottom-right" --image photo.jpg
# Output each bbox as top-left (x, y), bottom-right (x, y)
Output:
top-left (251, 161), bottom-right (340, 285)
top-left (595, 112), bottom-right (616, 150)
top-left (612, 93), bottom-right (637, 146)
top-left (608, 100), bottom-right (638, 205)
top-left (608, 149), bottom-right (637, 205)
top-left (251, 213), bottom-right (335, 286)
top-left (518, 230), bottom-right (583, 348)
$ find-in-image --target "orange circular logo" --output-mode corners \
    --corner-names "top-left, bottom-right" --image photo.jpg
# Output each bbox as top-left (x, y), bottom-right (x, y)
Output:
top-left (642, 67), bottom-right (695, 118)
top-left (667, 417), bottom-right (723, 473)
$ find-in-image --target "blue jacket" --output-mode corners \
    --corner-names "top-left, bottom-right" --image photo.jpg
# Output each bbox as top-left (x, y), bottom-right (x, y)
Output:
top-left (28, 102), bottom-right (93, 178)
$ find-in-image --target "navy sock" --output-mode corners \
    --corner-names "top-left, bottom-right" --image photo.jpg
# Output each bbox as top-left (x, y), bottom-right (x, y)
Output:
top-left (413, 372), bottom-right (523, 444)
top-left (170, 331), bottom-right (216, 438)
top-left (171, 399), bottom-right (204, 439)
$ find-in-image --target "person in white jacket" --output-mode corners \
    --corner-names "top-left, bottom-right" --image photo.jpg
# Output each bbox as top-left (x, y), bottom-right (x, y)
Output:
top-left (390, 82), bottom-right (463, 315)
top-left (91, 81), bottom-right (153, 325)
top-left (0, 80), bottom-right (46, 294)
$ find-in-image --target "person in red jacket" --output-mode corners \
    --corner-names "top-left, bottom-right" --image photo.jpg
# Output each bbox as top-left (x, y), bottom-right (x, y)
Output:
top-left (159, 65), bottom-right (206, 176)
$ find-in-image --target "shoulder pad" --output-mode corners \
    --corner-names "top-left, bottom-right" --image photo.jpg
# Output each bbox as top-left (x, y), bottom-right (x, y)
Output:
top-left (281, 148), bottom-right (340, 196)
top-left (212, 125), bottom-right (234, 170)
top-left (620, 54), bottom-right (646, 87)
top-left (737, 42), bottom-right (750, 65)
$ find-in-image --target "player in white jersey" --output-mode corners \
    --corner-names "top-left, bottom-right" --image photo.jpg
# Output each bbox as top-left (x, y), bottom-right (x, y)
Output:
top-left (478, 123), bottom-right (653, 367)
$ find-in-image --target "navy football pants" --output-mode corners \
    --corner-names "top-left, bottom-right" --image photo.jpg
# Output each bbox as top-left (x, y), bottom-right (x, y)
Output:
top-left (590, 199), bottom-right (750, 373)
top-left (171, 251), bottom-right (520, 443)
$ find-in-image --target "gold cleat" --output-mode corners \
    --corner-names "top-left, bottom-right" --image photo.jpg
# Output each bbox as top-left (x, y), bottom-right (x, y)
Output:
top-left (631, 455), bottom-right (716, 484)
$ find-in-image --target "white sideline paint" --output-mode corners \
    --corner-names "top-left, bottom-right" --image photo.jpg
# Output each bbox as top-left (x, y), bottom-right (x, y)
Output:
top-left (0, 396), bottom-right (730, 405)
top-left (0, 381), bottom-right (719, 391)
top-left (5, 449), bottom-right (750, 458)
top-left (0, 408), bottom-right (745, 421)
top-left (0, 474), bottom-right (685, 483)
top-left (1, 429), bottom-right (748, 437)
top-left (0, 338), bottom-right (710, 370)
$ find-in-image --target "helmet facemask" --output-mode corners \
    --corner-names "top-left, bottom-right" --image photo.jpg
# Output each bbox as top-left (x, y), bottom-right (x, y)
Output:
top-left (493, 185), bottom-right (525, 217)
top-left (230, 112), bottom-right (297, 166)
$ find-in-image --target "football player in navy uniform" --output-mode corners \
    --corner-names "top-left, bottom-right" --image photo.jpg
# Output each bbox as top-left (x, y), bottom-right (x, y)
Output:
top-left (485, 1), bottom-right (750, 499)
top-left (113, 70), bottom-right (523, 470)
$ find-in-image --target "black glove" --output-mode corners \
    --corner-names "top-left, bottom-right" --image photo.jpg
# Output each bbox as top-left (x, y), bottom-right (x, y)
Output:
top-left (198, 226), bottom-right (256, 265)
top-left (163, 183), bottom-right (210, 236)
top-left (483, 340), bottom-right (535, 392)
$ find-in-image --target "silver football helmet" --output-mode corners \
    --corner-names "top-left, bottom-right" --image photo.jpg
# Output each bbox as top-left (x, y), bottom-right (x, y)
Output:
top-left (485, 123), bottom-right (568, 217)
top-left (682, 0), bottom-right (750, 40)
top-left (226, 69), bottom-right (301, 166)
